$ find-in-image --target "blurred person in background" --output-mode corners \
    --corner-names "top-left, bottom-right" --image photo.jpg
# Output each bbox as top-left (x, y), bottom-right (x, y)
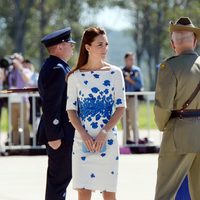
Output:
top-left (0, 68), bottom-right (5, 123)
top-left (122, 52), bottom-right (144, 144)
top-left (23, 59), bottom-right (41, 132)
top-left (7, 53), bottom-right (32, 145)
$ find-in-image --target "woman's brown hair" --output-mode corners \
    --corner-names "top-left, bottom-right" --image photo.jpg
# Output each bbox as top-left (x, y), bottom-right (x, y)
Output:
top-left (68, 27), bottom-right (106, 77)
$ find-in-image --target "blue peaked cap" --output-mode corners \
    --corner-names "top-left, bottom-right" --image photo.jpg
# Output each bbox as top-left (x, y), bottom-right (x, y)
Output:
top-left (41, 27), bottom-right (76, 47)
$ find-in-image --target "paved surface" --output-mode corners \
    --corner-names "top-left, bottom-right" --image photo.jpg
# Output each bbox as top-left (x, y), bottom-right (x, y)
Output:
top-left (0, 154), bottom-right (158, 200)
top-left (0, 130), bottom-right (161, 200)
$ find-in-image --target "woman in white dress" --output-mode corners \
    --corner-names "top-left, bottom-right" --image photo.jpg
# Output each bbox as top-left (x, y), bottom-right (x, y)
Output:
top-left (66, 27), bottom-right (126, 200)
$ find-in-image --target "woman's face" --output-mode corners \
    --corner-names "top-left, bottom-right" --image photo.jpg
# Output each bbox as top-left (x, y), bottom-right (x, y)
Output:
top-left (86, 34), bottom-right (109, 60)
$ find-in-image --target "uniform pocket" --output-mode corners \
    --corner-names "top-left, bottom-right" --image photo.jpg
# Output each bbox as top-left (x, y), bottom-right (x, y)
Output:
top-left (159, 119), bottom-right (177, 155)
top-left (173, 118), bottom-right (200, 153)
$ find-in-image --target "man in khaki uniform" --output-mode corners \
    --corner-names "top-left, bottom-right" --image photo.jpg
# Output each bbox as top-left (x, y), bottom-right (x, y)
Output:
top-left (154, 17), bottom-right (200, 200)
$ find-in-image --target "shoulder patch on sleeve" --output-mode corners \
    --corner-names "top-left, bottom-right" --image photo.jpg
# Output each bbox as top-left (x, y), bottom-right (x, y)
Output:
top-left (53, 63), bottom-right (63, 69)
top-left (53, 63), bottom-right (67, 74)
top-left (135, 71), bottom-right (139, 77)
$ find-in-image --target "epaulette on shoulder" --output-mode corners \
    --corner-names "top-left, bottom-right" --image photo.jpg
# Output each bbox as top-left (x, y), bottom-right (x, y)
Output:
top-left (160, 55), bottom-right (177, 69)
top-left (165, 55), bottom-right (177, 61)
top-left (53, 63), bottom-right (63, 69)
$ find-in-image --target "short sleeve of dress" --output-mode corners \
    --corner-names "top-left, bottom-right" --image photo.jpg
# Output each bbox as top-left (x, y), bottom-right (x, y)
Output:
top-left (66, 73), bottom-right (78, 111)
top-left (113, 67), bottom-right (127, 108)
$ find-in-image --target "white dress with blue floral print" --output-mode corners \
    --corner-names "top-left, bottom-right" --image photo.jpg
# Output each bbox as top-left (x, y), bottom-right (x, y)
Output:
top-left (67, 65), bottom-right (126, 192)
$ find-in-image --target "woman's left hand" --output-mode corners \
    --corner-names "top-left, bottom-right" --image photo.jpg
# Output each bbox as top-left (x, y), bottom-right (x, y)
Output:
top-left (94, 130), bottom-right (107, 152)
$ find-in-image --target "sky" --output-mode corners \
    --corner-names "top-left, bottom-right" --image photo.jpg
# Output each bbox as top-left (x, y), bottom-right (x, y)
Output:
top-left (81, 6), bottom-right (132, 31)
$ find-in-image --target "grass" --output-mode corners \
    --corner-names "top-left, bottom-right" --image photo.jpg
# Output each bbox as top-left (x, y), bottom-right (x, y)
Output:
top-left (0, 102), bottom-right (157, 133)
top-left (0, 107), bottom-right (8, 132)
top-left (117, 101), bottom-right (156, 130)
top-left (138, 101), bottom-right (157, 129)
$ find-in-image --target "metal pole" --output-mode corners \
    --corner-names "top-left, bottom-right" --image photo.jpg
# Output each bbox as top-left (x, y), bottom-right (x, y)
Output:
top-left (19, 96), bottom-right (24, 146)
top-left (0, 99), bottom-right (1, 134)
top-left (32, 95), bottom-right (36, 147)
top-left (146, 94), bottom-right (151, 141)
top-left (122, 95), bottom-right (127, 146)
top-left (8, 97), bottom-right (12, 146)
top-left (134, 94), bottom-right (139, 145)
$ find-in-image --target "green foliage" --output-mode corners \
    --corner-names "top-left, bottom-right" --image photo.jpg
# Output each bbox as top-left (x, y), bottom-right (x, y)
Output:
top-left (0, 0), bottom-right (102, 67)
top-left (123, 0), bottom-right (200, 90)
top-left (0, 0), bottom-right (200, 76)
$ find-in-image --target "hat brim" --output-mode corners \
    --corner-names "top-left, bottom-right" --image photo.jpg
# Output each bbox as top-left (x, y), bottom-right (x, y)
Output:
top-left (66, 38), bottom-right (76, 44)
top-left (169, 24), bottom-right (200, 40)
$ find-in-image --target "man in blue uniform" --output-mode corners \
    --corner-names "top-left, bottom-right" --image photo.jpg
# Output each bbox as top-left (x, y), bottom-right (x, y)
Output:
top-left (37, 27), bottom-right (75, 200)
top-left (122, 52), bottom-right (143, 144)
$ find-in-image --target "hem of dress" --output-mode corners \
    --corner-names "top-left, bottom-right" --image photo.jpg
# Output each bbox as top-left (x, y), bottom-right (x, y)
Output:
top-left (73, 187), bottom-right (116, 193)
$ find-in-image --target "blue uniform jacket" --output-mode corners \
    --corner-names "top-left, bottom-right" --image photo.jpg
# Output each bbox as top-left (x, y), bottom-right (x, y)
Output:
top-left (37, 55), bottom-right (74, 145)
top-left (122, 65), bottom-right (143, 92)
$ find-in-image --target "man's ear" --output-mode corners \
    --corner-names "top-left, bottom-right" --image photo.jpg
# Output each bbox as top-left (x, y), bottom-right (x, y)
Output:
top-left (58, 44), bottom-right (62, 50)
top-left (193, 37), bottom-right (197, 48)
top-left (170, 39), bottom-right (176, 51)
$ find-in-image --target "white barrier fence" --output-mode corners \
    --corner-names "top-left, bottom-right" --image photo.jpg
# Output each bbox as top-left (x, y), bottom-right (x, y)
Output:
top-left (0, 91), bottom-right (161, 153)
top-left (0, 93), bottom-right (43, 152)
top-left (122, 92), bottom-right (162, 148)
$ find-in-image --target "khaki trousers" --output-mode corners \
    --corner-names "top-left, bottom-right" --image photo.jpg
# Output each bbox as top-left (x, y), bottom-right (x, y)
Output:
top-left (155, 153), bottom-right (200, 200)
top-left (122, 96), bottom-right (139, 142)
top-left (11, 102), bottom-right (30, 145)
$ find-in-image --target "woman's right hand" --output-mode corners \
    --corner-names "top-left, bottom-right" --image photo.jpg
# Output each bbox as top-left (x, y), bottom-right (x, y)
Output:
top-left (80, 132), bottom-right (94, 152)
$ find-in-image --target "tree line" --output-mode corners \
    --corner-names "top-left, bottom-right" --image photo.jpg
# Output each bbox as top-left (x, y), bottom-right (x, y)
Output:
top-left (0, 0), bottom-right (199, 90)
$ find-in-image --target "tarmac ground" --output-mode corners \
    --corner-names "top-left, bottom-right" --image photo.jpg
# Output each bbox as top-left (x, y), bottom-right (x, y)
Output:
top-left (0, 130), bottom-right (161, 200)
top-left (0, 154), bottom-right (158, 200)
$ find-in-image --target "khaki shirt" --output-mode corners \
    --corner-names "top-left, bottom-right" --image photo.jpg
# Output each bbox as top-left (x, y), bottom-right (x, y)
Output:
top-left (154, 50), bottom-right (200, 154)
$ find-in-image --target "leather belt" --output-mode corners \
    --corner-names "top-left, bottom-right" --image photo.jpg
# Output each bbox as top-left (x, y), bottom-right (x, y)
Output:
top-left (170, 109), bottom-right (200, 119)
